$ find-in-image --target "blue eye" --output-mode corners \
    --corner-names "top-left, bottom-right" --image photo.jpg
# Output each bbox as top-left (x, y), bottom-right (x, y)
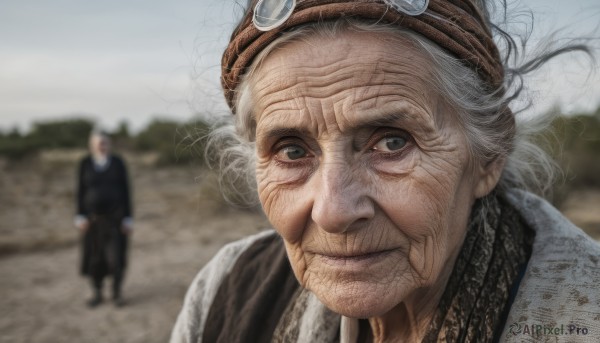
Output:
top-left (373, 136), bottom-right (407, 152)
top-left (279, 145), bottom-right (307, 160)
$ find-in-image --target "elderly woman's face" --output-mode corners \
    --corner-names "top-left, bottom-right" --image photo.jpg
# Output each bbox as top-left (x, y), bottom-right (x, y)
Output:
top-left (253, 31), bottom-right (496, 318)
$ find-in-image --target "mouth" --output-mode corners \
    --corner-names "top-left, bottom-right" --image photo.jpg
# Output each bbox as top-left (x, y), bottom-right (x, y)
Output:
top-left (319, 249), bottom-right (397, 260)
top-left (314, 248), bottom-right (399, 268)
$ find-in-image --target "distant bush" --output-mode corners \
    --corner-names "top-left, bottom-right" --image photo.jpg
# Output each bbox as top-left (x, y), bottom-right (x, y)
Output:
top-left (0, 117), bottom-right (212, 165)
top-left (552, 111), bottom-right (600, 188)
top-left (134, 118), bottom-right (211, 166)
top-left (541, 108), bottom-right (600, 204)
top-left (0, 119), bottom-right (95, 160)
top-left (29, 119), bottom-right (95, 149)
top-left (111, 121), bottom-right (132, 150)
top-left (0, 128), bottom-right (38, 159)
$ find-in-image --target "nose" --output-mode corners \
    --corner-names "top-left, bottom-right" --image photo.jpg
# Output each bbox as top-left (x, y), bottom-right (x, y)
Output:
top-left (311, 161), bottom-right (375, 233)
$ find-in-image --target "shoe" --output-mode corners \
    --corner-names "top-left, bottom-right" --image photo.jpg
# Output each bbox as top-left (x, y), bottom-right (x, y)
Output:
top-left (87, 294), bottom-right (103, 308)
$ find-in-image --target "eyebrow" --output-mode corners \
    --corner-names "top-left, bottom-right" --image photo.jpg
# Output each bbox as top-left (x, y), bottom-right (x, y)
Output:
top-left (356, 112), bottom-right (412, 128)
top-left (256, 127), bottom-right (312, 142)
top-left (256, 112), bottom-right (415, 141)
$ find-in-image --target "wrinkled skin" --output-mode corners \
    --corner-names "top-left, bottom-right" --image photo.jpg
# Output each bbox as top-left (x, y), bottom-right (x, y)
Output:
top-left (251, 31), bottom-right (503, 342)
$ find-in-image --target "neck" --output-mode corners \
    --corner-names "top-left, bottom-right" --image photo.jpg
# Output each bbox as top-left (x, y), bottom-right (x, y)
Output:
top-left (366, 245), bottom-right (463, 342)
top-left (366, 290), bottom-right (440, 342)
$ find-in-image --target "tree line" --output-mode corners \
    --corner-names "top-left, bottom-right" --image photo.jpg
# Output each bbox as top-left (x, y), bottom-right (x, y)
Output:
top-left (0, 118), bottom-right (211, 165)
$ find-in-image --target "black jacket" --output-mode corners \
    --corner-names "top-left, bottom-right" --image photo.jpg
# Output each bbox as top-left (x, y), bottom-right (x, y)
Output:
top-left (76, 155), bottom-right (132, 218)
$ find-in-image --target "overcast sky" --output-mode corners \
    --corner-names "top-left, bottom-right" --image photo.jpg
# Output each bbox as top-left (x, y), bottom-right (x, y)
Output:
top-left (1, 0), bottom-right (599, 132)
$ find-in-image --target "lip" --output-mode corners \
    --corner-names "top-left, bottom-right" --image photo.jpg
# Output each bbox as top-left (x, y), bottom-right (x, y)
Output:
top-left (314, 248), bottom-right (399, 268)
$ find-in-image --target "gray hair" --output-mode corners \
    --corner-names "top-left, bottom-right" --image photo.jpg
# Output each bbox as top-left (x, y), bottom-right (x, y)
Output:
top-left (206, 2), bottom-right (593, 208)
top-left (89, 128), bottom-right (111, 144)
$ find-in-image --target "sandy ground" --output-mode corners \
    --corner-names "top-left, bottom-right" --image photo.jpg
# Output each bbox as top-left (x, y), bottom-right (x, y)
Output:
top-left (0, 152), bottom-right (269, 343)
top-left (560, 189), bottom-right (600, 240)
top-left (0, 151), bottom-right (599, 343)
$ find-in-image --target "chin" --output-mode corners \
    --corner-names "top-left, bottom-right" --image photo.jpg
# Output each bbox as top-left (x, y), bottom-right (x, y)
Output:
top-left (311, 279), bottom-right (406, 319)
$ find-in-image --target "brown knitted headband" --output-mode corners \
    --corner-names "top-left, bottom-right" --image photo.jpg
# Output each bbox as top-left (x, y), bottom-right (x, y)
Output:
top-left (221, 0), bottom-right (504, 111)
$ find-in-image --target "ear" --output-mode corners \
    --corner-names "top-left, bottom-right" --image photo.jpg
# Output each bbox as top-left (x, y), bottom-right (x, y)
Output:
top-left (473, 157), bottom-right (505, 199)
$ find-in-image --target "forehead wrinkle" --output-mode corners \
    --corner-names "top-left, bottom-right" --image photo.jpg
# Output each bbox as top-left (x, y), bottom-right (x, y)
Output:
top-left (254, 71), bottom-right (389, 138)
top-left (252, 29), bottom-right (434, 100)
top-left (333, 74), bottom-right (438, 133)
top-left (252, 30), bottom-right (445, 141)
top-left (253, 63), bottom-right (377, 113)
top-left (256, 106), bottom-right (305, 134)
top-left (257, 99), bottom-right (436, 145)
top-left (256, 86), bottom-right (439, 142)
top-left (254, 62), bottom-right (435, 125)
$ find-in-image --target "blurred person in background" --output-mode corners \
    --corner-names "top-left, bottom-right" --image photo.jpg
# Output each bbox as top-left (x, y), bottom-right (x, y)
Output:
top-left (75, 130), bottom-right (133, 307)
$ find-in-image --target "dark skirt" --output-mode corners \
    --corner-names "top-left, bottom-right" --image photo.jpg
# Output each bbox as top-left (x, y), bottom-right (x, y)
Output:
top-left (80, 214), bottom-right (128, 278)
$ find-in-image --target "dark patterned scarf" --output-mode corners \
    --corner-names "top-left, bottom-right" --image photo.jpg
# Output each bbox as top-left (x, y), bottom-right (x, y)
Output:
top-left (422, 192), bottom-right (534, 342)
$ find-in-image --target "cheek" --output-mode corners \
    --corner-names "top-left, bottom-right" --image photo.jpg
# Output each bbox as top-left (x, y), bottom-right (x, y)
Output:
top-left (257, 169), bottom-right (313, 284)
top-left (256, 163), bottom-right (312, 244)
top-left (378, 156), bottom-right (464, 236)
top-left (375, 151), bottom-right (473, 280)
top-left (376, 180), bottom-right (446, 280)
